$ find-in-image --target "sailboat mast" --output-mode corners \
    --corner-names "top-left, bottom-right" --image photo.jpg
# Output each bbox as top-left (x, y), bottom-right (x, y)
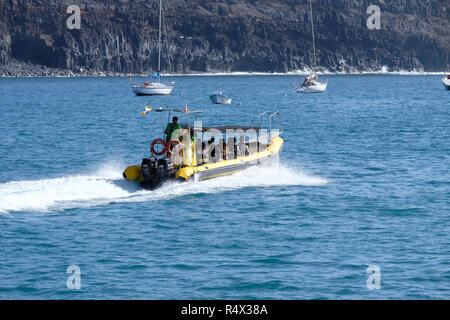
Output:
top-left (309, 0), bottom-right (317, 71)
top-left (158, 0), bottom-right (162, 82)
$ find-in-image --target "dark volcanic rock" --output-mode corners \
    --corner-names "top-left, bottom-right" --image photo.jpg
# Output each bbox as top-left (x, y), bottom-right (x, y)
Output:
top-left (0, 0), bottom-right (449, 76)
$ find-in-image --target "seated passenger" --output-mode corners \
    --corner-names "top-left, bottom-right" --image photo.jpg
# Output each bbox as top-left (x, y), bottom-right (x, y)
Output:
top-left (248, 141), bottom-right (258, 155)
top-left (207, 137), bottom-right (216, 161)
top-left (237, 136), bottom-right (249, 157)
top-left (217, 138), bottom-right (228, 161)
top-left (224, 137), bottom-right (235, 160)
top-left (201, 142), bottom-right (208, 163)
top-left (226, 139), bottom-right (233, 160)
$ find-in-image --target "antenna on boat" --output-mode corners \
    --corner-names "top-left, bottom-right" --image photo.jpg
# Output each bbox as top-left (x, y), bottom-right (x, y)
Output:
top-left (309, 0), bottom-right (317, 72)
top-left (158, 0), bottom-right (162, 83)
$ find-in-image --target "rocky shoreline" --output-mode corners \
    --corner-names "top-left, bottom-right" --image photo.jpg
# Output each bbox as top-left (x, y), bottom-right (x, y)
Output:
top-left (1, 1), bottom-right (449, 76)
top-left (0, 59), bottom-right (129, 77)
top-left (1, 59), bottom-right (448, 78)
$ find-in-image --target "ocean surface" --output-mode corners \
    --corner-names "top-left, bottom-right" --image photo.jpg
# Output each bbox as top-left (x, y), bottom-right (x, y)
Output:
top-left (0, 75), bottom-right (449, 299)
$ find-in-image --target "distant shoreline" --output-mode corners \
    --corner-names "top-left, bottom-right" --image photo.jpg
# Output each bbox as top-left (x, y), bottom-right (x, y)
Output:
top-left (1, 59), bottom-right (448, 78)
top-left (1, 70), bottom-right (448, 78)
top-left (1, 73), bottom-right (447, 78)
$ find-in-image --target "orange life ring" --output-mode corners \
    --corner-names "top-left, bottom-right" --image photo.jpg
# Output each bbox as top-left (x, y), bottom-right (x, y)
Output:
top-left (167, 139), bottom-right (183, 156)
top-left (150, 138), bottom-right (167, 155)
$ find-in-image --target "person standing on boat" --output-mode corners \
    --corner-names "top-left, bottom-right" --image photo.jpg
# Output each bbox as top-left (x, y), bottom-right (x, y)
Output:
top-left (165, 117), bottom-right (181, 143)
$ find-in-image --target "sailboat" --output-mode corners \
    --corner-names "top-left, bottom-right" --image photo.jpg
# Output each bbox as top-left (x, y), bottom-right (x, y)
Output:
top-left (295, 0), bottom-right (327, 93)
top-left (132, 0), bottom-right (174, 96)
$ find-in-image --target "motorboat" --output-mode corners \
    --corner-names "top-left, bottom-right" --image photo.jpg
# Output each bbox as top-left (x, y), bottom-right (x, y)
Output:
top-left (295, 0), bottom-right (327, 93)
top-left (130, 0), bottom-right (174, 96)
top-left (210, 92), bottom-right (232, 104)
top-left (443, 75), bottom-right (450, 90)
top-left (123, 109), bottom-right (283, 190)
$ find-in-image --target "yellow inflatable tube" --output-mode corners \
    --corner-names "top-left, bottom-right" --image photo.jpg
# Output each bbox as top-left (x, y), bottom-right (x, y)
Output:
top-left (123, 164), bottom-right (141, 181)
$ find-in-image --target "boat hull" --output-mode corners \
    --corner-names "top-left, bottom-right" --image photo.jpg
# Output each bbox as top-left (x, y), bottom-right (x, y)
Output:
top-left (443, 77), bottom-right (450, 90)
top-left (177, 136), bottom-right (283, 182)
top-left (210, 94), bottom-right (232, 104)
top-left (295, 82), bottom-right (328, 93)
top-left (132, 84), bottom-right (174, 95)
top-left (193, 151), bottom-right (277, 181)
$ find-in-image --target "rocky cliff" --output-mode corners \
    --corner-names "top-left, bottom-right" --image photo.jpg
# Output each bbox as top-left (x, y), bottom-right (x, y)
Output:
top-left (0, 0), bottom-right (448, 76)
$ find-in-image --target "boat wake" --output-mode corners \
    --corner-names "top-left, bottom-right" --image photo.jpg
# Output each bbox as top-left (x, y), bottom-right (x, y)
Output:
top-left (0, 162), bottom-right (329, 214)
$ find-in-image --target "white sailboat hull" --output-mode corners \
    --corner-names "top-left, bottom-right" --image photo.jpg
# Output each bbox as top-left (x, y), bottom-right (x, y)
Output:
top-left (295, 82), bottom-right (327, 93)
top-left (132, 83), bottom-right (174, 95)
top-left (443, 77), bottom-right (450, 90)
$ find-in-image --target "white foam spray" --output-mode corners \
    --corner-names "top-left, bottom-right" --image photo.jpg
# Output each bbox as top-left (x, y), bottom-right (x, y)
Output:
top-left (0, 162), bottom-right (329, 214)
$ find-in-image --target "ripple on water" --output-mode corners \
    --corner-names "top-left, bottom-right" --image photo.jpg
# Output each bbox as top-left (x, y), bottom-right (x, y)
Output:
top-left (0, 75), bottom-right (449, 299)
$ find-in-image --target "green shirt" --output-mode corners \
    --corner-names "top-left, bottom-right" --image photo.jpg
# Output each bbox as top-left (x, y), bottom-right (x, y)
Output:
top-left (166, 123), bottom-right (181, 141)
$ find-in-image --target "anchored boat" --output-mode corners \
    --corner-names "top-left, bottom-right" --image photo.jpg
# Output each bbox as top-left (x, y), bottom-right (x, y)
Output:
top-left (130, 0), bottom-right (174, 96)
top-left (132, 77), bottom-right (174, 96)
top-left (443, 75), bottom-right (450, 90)
top-left (294, 0), bottom-right (327, 93)
top-left (123, 109), bottom-right (283, 190)
top-left (295, 74), bottom-right (328, 93)
top-left (210, 92), bottom-right (232, 104)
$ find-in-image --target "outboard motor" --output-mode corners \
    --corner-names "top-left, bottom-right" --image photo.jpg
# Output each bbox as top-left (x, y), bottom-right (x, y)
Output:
top-left (140, 157), bottom-right (177, 190)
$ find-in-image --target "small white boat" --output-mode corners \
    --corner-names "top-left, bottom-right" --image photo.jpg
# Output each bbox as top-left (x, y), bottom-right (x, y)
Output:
top-left (295, 0), bottom-right (327, 94)
top-left (210, 92), bottom-right (232, 104)
top-left (295, 74), bottom-right (327, 93)
top-left (132, 80), bottom-right (174, 96)
top-left (443, 75), bottom-right (450, 90)
top-left (131, 0), bottom-right (174, 96)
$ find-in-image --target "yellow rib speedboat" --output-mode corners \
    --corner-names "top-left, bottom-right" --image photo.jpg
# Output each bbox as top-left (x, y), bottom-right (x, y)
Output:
top-left (123, 109), bottom-right (283, 190)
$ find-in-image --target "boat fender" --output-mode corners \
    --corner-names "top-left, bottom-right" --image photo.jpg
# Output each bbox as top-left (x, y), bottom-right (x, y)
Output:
top-left (151, 138), bottom-right (167, 156)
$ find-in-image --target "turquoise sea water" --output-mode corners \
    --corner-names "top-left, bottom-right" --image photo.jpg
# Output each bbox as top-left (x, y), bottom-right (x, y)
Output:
top-left (0, 75), bottom-right (449, 299)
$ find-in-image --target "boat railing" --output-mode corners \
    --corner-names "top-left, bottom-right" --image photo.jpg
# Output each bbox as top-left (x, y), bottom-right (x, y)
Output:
top-left (250, 111), bottom-right (283, 141)
top-left (250, 111), bottom-right (269, 128)
top-left (268, 111), bottom-right (282, 140)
